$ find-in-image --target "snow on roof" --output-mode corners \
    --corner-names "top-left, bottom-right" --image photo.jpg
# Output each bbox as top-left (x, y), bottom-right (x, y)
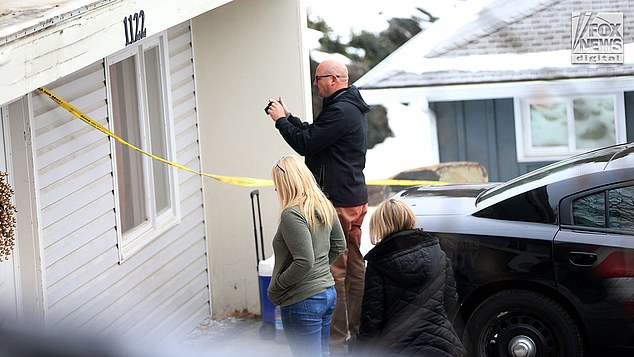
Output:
top-left (426, 0), bottom-right (560, 57)
top-left (355, 0), bottom-right (634, 89)
top-left (309, 49), bottom-right (352, 65)
top-left (354, 0), bottom-right (495, 87)
top-left (0, 0), bottom-right (109, 45)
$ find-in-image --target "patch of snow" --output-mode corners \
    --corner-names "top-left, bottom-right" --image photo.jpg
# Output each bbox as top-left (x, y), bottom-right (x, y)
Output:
top-left (364, 101), bottom-right (436, 180)
top-left (309, 49), bottom-right (352, 64)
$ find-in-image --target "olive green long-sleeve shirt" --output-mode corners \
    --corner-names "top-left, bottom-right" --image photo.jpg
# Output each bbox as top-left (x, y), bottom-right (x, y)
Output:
top-left (267, 206), bottom-right (345, 306)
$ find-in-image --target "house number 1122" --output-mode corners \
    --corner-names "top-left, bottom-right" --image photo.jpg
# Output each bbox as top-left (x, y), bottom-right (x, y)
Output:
top-left (124, 10), bottom-right (146, 46)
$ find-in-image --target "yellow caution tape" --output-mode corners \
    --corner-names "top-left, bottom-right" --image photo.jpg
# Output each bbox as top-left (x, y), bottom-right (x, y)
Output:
top-left (38, 87), bottom-right (271, 187)
top-left (38, 87), bottom-right (445, 188)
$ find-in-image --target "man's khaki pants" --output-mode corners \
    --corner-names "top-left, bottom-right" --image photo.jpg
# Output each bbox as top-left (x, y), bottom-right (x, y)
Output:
top-left (330, 203), bottom-right (368, 350)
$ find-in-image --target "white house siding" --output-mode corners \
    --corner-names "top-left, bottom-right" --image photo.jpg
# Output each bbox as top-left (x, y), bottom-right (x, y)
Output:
top-left (30, 21), bottom-right (208, 341)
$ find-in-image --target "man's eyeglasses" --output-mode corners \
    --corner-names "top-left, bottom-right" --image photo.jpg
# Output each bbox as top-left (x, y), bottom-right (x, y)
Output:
top-left (275, 163), bottom-right (286, 173)
top-left (314, 74), bottom-right (340, 82)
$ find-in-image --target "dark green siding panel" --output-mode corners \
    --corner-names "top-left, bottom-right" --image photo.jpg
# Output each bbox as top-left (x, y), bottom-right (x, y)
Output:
top-left (519, 162), bottom-right (550, 175)
top-left (462, 100), bottom-right (492, 174)
top-left (493, 99), bottom-right (520, 180)
top-left (433, 101), bottom-right (460, 160)
top-left (624, 91), bottom-right (634, 142)
top-left (432, 98), bottom-right (518, 182)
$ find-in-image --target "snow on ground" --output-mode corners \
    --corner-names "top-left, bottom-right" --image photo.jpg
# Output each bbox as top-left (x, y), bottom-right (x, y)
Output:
top-left (364, 100), bottom-right (436, 180)
top-left (361, 99), bottom-right (438, 255)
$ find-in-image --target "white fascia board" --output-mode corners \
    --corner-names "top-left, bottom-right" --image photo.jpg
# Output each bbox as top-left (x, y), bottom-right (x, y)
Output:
top-left (360, 76), bottom-right (634, 105)
top-left (0, 0), bottom-right (233, 106)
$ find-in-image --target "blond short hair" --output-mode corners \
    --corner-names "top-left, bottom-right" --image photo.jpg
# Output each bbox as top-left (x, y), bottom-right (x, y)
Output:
top-left (369, 198), bottom-right (416, 245)
top-left (271, 155), bottom-right (335, 230)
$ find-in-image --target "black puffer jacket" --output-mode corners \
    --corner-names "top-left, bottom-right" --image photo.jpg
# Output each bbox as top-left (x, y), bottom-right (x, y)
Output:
top-left (275, 85), bottom-right (369, 207)
top-left (355, 229), bottom-right (466, 357)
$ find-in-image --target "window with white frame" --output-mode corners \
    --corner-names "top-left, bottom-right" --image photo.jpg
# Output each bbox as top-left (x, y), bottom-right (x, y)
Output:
top-left (516, 93), bottom-right (626, 161)
top-left (106, 34), bottom-right (179, 261)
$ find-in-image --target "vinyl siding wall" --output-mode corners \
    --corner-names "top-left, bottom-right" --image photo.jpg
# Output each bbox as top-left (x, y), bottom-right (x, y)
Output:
top-left (433, 94), bottom-right (634, 182)
top-left (30, 21), bottom-right (208, 341)
top-left (431, 98), bottom-right (537, 182)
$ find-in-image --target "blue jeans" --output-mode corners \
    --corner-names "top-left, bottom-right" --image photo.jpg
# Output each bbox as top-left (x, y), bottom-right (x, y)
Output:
top-left (281, 286), bottom-right (336, 357)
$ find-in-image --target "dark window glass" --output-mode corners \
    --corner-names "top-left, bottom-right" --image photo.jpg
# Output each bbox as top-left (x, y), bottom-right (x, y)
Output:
top-left (608, 186), bottom-right (634, 232)
top-left (573, 192), bottom-right (605, 228)
top-left (475, 186), bottom-right (555, 223)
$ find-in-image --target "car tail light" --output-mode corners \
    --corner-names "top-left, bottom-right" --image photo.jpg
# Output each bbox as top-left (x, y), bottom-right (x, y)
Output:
top-left (596, 251), bottom-right (634, 319)
top-left (596, 251), bottom-right (634, 278)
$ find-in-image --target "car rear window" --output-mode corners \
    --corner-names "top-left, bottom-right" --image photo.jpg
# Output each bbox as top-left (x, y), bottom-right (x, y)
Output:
top-left (572, 185), bottom-right (634, 233)
top-left (474, 186), bottom-right (556, 223)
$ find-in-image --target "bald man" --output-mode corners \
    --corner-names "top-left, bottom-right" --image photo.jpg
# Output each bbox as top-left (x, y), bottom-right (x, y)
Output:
top-left (266, 59), bottom-right (370, 353)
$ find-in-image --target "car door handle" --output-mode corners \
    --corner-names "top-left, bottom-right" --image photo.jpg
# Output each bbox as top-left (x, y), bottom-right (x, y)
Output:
top-left (568, 251), bottom-right (598, 267)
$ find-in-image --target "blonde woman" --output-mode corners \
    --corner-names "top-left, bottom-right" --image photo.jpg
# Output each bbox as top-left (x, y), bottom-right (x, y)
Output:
top-left (355, 198), bottom-right (466, 357)
top-left (268, 155), bottom-right (346, 357)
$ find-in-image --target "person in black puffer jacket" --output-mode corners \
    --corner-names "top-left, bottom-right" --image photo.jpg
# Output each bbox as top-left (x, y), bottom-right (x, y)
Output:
top-left (354, 198), bottom-right (466, 357)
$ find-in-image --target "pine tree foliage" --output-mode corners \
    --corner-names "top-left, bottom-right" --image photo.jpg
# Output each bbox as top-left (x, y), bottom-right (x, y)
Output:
top-left (307, 9), bottom-right (437, 148)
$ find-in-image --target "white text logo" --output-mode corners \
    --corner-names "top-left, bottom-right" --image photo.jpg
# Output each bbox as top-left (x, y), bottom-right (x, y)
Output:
top-left (572, 12), bottom-right (623, 64)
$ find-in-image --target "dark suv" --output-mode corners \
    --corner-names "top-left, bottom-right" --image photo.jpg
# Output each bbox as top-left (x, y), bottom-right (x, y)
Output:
top-left (397, 143), bottom-right (634, 357)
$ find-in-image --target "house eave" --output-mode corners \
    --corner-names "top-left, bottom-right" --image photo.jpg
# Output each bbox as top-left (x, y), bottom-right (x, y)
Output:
top-left (0, 0), bottom-right (117, 46)
top-left (358, 75), bottom-right (634, 104)
top-left (0, 0), bottom-right (233, 105)
top-left (358, 68), bottom-right (634, 91)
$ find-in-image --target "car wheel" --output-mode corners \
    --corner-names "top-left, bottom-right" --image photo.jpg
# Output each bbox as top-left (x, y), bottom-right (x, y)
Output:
top-left (463, 289), bottom-right (583, 357)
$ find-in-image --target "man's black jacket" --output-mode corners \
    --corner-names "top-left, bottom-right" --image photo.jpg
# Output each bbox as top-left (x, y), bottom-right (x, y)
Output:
top-left (275, 85), bottom-right (369, 207)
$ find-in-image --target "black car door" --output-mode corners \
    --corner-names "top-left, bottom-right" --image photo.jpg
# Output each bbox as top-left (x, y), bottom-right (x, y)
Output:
top-left (554, 182), bottom-right (634, 353)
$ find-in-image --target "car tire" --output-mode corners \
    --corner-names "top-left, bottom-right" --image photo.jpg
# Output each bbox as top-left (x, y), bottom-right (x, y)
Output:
top-left (463, 289), bottom-right (583, 357)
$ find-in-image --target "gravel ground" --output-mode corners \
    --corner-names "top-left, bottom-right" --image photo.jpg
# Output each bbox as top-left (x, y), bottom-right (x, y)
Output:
top-left (179, 316), bottom-right (293, 357)
top-left (0, 315), bottom-right (292, 357)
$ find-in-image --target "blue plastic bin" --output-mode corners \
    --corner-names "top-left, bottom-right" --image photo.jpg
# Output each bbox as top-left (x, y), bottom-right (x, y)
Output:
top-left (258, 255), bottom-right (276, 324)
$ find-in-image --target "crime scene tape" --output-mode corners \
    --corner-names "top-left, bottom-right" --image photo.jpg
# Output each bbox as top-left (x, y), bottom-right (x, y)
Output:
top-left (38, 87), bottom-right (446, 188)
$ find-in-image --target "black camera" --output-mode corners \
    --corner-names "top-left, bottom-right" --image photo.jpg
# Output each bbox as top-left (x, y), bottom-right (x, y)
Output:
top-left (264, 101), bottom-right (274, 114)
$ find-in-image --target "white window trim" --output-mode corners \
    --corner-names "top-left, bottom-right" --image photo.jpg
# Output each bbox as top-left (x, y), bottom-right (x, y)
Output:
top-left (105, 31), bottom-right (181, 263)
top-left (514, 91), bottom-right (626, 162)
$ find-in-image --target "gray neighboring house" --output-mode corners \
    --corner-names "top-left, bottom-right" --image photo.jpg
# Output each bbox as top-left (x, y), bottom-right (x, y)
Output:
top-left (357, 0), bottom-right (634, 182)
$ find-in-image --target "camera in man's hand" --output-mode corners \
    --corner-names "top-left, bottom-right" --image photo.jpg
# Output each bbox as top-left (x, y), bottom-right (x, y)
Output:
top-left (264, 101), bottom-right (275, 114)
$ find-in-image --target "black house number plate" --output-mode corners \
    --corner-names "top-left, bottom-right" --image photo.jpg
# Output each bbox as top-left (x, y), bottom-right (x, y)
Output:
top-left (124, 10), bottom-right (147, 45)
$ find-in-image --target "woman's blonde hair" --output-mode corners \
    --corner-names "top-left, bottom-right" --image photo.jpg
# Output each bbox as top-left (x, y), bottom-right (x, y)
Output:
top-left (369, 198), bottom-right (416, 245)
top-left (271, 155), bottom-right (335, 230)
